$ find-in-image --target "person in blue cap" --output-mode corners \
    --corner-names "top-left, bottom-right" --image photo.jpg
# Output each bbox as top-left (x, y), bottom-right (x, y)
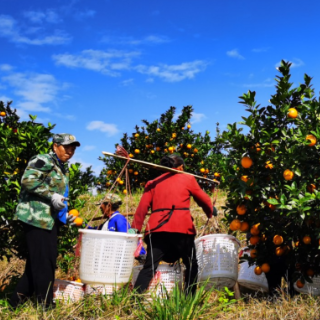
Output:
top-left (88, 193), bottom-right (146, 256)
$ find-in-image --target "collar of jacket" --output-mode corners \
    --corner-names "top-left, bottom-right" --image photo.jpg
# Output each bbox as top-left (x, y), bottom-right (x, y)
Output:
top-left (49, 151), bottom-right (68, 173)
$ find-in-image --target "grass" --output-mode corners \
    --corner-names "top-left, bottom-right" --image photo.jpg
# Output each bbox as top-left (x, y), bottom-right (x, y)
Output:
top-left (1, 189), bottom-right (320, 319)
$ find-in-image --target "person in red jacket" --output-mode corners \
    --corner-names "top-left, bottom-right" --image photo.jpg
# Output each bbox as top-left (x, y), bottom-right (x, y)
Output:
top-left (130, 155), bottom-right (214, 295)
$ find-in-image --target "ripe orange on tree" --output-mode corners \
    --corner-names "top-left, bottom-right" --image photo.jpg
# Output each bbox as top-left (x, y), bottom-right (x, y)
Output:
top-left (240, 221), bottom-right (249, 232)
top-left (241, 175), bottom-right (249, 183)
top-left (134, 171), bottom-right (139, 176)
top-left (214, 172), bottom-right (220, 178)
top-left (0, 111), bottom-right (6, 117)
top-left (241, 156), bottom-right (253, 168)
top-left (287, 108), bottom-right (298, 118)
top-left (193, 148), bottom-right (198, 153)
top-left (273, 235), bottom-right (284, 246)
top-left (283, 169), bottom-right (294, 180)
top-left (250, 249), bottom-right (258, 258)
top-left (187, 124), bottom-right (191, 129)
top-left (306, 134), bottom-right (316, 146)
top-left (200, 168), bottom-right (205, 173)
top-left (134, 133), bottom-right (139, 138)
top-left (255, 143), bottom-right (261, 152)
top-left (230, 219), bottom-right (241, 231)
top-left (275, 247), bottom-right (285, 256)
top-left (69, 209), bottom-right (79, 217)
top-left (129, 153), bottom-right (134, 158)
top-left (156, 146), bottom-right (161, 151)
top-left (250, 223), bottom-right (260, 236)
top-left (265, 161), bottom-right (273, 169)
top-left (236, 204), bottom-right (247, 215)
top-left (261, 263), bottom-right (270, 273)
top-left (303, 235), bottom-right (312, 245)
top-left (307, 184), bottom-right (316, 193)
top-left (134, 149), bottom-right (140, 154)
top-left (250, 236), bottom-right (260, 245)
top-left (254, 266), bottom-right (263, 275)
top-left (296, 280), bottom-right (304, 288)
top-left (186, 144), bottom-right (192, 149)
top-left (156, 128), bottom-right (161, 132)
top-left (128, 169), bottom-right (133, 173)
top-left (123, 189), bottom-right (127, 194)
top-left (205, 169), bottom-right (209, 174)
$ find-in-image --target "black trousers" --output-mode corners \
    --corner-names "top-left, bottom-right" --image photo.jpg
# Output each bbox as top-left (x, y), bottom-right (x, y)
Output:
top-left (9, 222), bottom-right (58, 308)
top-left (134, 232), bottom-right (198, 296)
top-left (265, 256), bottom-right (296, 297)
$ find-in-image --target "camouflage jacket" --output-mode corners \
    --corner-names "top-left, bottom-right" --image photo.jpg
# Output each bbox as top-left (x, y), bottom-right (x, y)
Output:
top-left (15, 151), bottom-right (69, 230)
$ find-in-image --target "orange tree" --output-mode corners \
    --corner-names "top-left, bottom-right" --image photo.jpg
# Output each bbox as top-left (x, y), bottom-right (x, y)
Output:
top-left (98, 105), bottom-right (227, 192)
top-left (220, 60), bottom-right (320, 286)
top-left (0, 101), bottom-right (94, 271)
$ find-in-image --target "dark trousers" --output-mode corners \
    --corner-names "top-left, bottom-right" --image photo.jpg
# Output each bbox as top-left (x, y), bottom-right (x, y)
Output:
top-left (134, 232), bottom-right (198, 296)
top-left (9, 222), bottom-right (58, 308)
top-left (265, 256), bottom-right (296, 297)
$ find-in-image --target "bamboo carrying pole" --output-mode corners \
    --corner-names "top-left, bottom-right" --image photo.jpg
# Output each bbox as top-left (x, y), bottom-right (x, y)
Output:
top-left (102, 151), bottom-right (220, 186)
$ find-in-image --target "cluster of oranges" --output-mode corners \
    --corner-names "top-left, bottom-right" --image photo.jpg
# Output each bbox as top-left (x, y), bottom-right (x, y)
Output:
top-left (225, 64), bottom-right (320, 289)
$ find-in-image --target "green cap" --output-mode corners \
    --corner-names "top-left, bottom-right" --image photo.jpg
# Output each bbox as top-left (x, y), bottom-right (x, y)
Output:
top-left (53, 133), bottom-right (80, 147)
top-left (97, 193), bottom-right (122, 205)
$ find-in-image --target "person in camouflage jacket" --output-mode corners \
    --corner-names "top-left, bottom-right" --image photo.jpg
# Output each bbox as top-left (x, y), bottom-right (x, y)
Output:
top-left (10, 133), bottom-right (80, 310)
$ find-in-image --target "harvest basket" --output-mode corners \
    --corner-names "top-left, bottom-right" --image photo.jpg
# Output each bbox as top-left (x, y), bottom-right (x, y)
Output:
top-left (195, 234), bottom-right (240, 289)
top-left (53, 279), bottom-right (84, 303)
top-left (294, 276), bottom-right (320, 295)
top-left (237, 248), bottom-right (268, 292)
top-left (79, 229), bottom-right (142, 285)
top-left (132, 263), bottom-right (185, 296)
top-left (84, 283), bottom-right (122, 295)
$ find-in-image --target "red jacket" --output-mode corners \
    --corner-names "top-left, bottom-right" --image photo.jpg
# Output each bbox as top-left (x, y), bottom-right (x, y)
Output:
top-left (131, 172), bottom-right (213, 235)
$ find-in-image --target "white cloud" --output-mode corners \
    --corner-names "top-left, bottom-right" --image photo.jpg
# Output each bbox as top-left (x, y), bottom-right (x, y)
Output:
top-left (135, 60), bottom-right (209, 82)
top-left (101, 34), bottom-right (170, 45)
top-left (74, 10), bottom-right (96, 20)
top-left (53, 49), bottom-right (140, 76)
top-left (0, 14), bottom-right (71, 45)
top-left (23, 10), bottom-right (62, 24)
top-left (83, 145), bottom-right (96, 151)
top-left (191, 112), bottom-right (206, 124)
top-left (275, 58), bottom-right (305, 69)
top-left (2, 72), bottom-right (64, 112)
top-left (0, 95), bottom-right (12, 103)
top-left (226, 49), bottom-right (245, 60)
top-left (121, 78), bottom-right (134, 86)
top-left (69, 156), bottom-right (102, 175)
top-left (291, 58), bottom-right (305, 68)
top-left (0, 64), bottom-right (14, 71)
top-left (86, 121), bottom-right (120, 136)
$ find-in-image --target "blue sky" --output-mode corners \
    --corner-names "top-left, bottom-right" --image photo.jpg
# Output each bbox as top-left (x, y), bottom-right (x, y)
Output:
top-left (1, 0), bottom-right (320, 174)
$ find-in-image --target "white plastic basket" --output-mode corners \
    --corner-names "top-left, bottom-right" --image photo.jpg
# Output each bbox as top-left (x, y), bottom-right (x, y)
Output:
top-left (84, 283), bottom-right (122, 295)
top-left (53, 279), bottom-right (84, 303)
top-left (195, 234), bottom-right (240, 289)
top-left (132, 264), bottom-right (185, 296)
top-left (237, 248), bottom-right (268, 292)
top-left (79, 229), bottom-right (142, 285)
top-left (294, 276), bottom-right (320, 295)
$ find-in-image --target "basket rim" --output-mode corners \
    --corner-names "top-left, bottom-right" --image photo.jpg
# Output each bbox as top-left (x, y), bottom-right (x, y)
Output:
top-left (79, 229), bottom-right (143, 238)
top-left (195, 234), bottom-right (240, 246)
